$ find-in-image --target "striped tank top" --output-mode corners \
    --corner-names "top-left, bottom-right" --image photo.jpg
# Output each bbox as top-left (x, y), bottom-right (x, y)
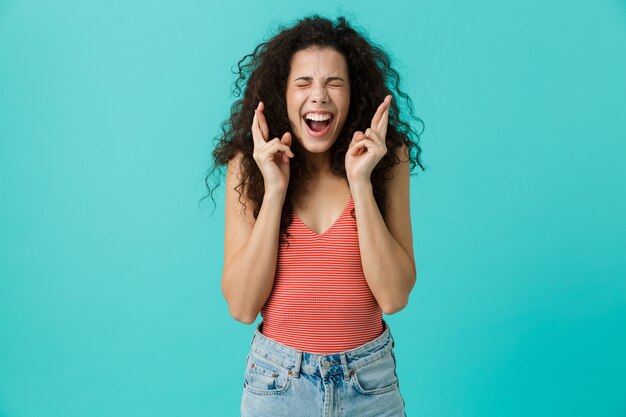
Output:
top-left (260, 196), bottom-right (384, 354)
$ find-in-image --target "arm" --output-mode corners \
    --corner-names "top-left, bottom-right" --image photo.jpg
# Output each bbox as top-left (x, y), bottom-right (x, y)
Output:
top-left (221, 154), bottom-right (286, 324)
top-left (221, 101), bottom-right (293, 324)
top-left (350, 145), bottom-right (416, 315)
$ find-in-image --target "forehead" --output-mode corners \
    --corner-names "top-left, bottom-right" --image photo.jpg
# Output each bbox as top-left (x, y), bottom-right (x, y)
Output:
top-left (288, 47), bottom-right (348, 78)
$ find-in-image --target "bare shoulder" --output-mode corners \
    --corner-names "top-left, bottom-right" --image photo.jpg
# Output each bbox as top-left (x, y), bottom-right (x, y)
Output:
top-left (224, 152), bottom-right (255, 265)
top-left (384, 144), bottom-right (415, 271)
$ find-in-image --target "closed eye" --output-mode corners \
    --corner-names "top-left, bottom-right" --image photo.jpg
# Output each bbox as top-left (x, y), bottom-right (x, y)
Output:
top-left (296, 83), bottom-right (343, 88)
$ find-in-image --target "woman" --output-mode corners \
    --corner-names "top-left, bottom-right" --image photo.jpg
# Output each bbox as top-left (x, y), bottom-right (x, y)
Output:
top-left (210, 15), bottom-right (425, 416)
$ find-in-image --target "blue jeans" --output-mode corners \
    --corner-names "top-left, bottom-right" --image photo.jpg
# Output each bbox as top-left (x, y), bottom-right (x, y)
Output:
top-left (240, 319), bottom-right (407, 416)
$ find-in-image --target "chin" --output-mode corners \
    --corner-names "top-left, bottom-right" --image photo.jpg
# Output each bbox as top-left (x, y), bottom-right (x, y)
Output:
top-left (295, 131), bottom-right (339, 155)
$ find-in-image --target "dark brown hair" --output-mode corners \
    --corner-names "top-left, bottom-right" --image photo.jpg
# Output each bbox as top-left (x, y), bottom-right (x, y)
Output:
top-left (203, 15), bottom-right (425, 234)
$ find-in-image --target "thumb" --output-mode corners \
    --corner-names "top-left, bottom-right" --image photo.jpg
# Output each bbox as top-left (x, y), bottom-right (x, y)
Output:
top-left (281, 132), bottom-right (295, 158)
top-left (281, 132), bottom-right (292, 147)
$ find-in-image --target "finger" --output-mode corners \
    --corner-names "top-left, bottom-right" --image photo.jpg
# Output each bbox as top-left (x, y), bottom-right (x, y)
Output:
top-left (377, 95), bottom-right (391, 139)
top-left (280, 131), bottom-right (292, 148)
top-left (370, 95), bottom-right (390, 132)
top-left (352, 136), bottom-right (384, 156)
top-left (279, 132), bottom-right (294, 158)
top-left (256, 104), bottom-right (270, 142)
top-left (348, 132), bottom-right (365, 150)
top-left (364, 128), bottom-right (382, 145)
top-left (251, 110), bottom-right (262, 146)
top-left (280, 136), bottom-right (294, 164)
top-left (268, 140), bottom-right (294, 158)
top-left (347, 132), bottom-right (362, 152)
top-left (349, 140), bottom-right (372, 156)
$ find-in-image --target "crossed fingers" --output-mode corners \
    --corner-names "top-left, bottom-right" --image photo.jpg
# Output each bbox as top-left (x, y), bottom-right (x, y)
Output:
top-left (349, 95), bottom-right (392, 155)
top-left (251, 101), bottom-right (294, 161)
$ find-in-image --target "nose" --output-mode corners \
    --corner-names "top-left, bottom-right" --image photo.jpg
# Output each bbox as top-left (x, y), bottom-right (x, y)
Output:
top-left (309, 84), bottom-right (328, 104)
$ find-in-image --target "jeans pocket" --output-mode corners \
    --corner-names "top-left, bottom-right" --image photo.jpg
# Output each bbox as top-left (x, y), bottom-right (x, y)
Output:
top-left (351, 348), bottom-right (399, 395)
top-left (243, 351), bottom-right (291, 396)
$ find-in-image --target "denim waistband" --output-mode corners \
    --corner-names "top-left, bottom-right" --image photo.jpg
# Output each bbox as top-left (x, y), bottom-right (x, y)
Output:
top-left (248, 319), bottom-right (395, 381)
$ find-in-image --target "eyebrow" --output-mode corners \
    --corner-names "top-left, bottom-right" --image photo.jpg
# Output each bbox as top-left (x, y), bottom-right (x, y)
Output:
top-left (293, 76), bottom-right (346, 82)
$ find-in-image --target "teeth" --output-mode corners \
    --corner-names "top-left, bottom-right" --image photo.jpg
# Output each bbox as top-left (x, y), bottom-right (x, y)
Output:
top-left (305, 113), bottom-right (332, 122)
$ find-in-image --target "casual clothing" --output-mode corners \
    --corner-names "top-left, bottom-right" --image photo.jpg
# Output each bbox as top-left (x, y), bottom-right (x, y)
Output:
top-left (260, 197), bottom-right (384, 354)
top-left (241, 319), bottom-right (407, 417)
top-left (241, 196), bottom-right (406, 415)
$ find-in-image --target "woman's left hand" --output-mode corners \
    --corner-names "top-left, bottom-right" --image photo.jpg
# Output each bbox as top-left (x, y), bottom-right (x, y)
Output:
top-left (345, 95), bottom-right (392, 185)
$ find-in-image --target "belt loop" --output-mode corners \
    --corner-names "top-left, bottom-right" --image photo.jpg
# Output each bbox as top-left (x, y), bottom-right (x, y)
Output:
top-left (340, 352), bottom-right (351, 380)
top-left (252, 322), bottom-right (261, 344)
top-left (290, 350), bottom-right (302, 378)
top-left (387, 322), bottom-right (395, 349)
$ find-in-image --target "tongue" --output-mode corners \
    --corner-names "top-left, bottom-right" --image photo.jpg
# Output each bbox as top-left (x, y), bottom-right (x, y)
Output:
top-left (309, 120), bottom-right (328, 132)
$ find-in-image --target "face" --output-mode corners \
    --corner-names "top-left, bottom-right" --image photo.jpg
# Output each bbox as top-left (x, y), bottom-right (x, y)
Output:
top-left (285, 46), bottom-right (350, 155)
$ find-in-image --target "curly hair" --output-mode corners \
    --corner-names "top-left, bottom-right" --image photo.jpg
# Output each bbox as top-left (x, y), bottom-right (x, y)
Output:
top-left (204, 15), bottom-right (425, 236)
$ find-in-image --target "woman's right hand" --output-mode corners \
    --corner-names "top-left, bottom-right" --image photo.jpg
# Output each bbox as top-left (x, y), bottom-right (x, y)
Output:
top-left (251, 101), bottom-right (294, 194)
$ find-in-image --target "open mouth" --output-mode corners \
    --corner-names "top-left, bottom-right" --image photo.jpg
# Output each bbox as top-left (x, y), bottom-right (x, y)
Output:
top-left (303, 112), bottom-right (334, 137)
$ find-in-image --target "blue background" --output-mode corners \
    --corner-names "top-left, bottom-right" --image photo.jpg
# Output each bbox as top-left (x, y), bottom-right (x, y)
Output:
top-left (1, 1), bottom-right (625, 416)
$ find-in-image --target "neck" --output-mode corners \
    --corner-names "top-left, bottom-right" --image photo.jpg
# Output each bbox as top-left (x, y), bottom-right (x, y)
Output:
top-left (304, 151), bottom-right (331, 174)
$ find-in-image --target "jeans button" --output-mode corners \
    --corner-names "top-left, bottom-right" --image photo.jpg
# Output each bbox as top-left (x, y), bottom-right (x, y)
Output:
top-left (321, 358), bottom-right (330, 370)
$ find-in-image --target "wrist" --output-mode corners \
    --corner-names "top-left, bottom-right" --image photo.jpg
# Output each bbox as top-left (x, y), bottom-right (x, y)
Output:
top-left (348, 180), bottom-right (373, 197)
top-left (263, 186), bottom-right (287, 202)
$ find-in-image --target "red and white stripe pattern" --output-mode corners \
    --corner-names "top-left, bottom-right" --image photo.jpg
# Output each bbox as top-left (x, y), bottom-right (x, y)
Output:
top-left (260, 197), bottom-right (384, 354)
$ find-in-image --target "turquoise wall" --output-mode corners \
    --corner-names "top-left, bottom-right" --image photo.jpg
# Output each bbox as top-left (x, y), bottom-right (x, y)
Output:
top-left (1, 1), bottom-right (625, 416)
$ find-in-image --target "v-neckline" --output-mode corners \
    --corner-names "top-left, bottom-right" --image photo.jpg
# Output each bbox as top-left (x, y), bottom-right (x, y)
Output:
top-left (292, 197), bottom-right (353, 237)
